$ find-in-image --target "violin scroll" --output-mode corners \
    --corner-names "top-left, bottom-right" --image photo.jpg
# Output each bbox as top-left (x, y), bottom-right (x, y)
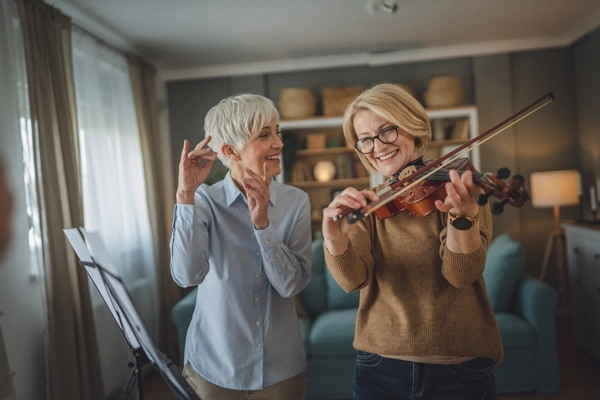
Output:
top-left (476, 168), bottom-right (529, 215)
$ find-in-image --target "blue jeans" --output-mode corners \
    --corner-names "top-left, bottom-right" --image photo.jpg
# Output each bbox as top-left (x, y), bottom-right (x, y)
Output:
top-left (353, 351), bottom-right (497, 400)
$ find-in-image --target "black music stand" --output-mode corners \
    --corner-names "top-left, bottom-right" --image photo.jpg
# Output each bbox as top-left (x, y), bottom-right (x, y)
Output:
top-left (64, 227), bottom-right (200, 400)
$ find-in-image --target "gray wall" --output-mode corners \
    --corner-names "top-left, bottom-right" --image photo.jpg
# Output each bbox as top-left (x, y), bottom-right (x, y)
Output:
top-left (474, 48), bottom-right (579, 287)
top-left (165, 28), bottom-right (600, 288)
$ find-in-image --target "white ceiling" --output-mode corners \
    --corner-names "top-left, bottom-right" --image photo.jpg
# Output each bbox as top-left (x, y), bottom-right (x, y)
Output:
top-left (48, 0), bottom-right (600, 80)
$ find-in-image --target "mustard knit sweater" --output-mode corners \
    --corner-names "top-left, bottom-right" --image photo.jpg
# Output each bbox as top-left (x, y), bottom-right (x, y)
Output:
top-left (324, 201), bottom-right (504, 364)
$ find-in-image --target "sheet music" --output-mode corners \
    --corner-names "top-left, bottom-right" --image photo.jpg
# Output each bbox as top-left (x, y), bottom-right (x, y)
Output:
top-left (85, 231), bottom-right (167, 366)
top-left (63, 228), bottom-right (140, 348)
top-left (64, 227), bottom-right (199, 399)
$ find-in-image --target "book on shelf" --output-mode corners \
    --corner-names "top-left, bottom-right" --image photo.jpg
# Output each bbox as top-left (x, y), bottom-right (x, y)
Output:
top-left (354, 160), bottom-right (369, 178)
top-left (451, 118), bottom-right (469, 140)
top-left (333, 153), bottom-right (365, 180)
top-left (292, 161), bottom-right (313, 182)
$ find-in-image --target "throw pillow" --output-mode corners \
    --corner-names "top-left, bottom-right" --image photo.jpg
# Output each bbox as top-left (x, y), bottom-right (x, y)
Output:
top-left (483, 233), bottom-right (525, 312)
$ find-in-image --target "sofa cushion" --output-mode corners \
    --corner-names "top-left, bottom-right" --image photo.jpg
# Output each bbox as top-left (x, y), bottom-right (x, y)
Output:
top-left (494, 312), bottom-right (536, 349)
top-left (325, 267), bottom-right (360, 310)
top-left (299, 239), bottom-right (327, 316)
top-left (483, 233), bottom-right (525, 312)
top-left (308, 308), bottom-right (358, 358)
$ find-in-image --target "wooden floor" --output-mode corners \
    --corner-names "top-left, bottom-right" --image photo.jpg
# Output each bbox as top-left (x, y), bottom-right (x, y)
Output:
top-left (142, 326), bottom-right (600, 400)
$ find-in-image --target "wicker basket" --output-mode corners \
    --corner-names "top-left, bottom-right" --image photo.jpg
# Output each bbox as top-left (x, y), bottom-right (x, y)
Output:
top-left (278, 88), bottom-right (317, 119)
top-left (321, 85), bottom-right (363, 116)
top-left (306, 133), bottom-right (327, 149)
top-left (423, 76), bottom-right (463, 108)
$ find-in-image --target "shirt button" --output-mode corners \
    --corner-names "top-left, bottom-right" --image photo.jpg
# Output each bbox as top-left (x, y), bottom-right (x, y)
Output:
top-left (265, 240), bottom-right (270, 245)
top-left (256, 251), bottom-right (260, 256)
top-left (256, 321), bottom-right (260, 326)
top-left (254, 274), bottom-right (260, 279)
top-left (272, 257), bottom-right (277, 261)
top-left (177, 217), bottom-right (182, 222)
top-left (254, 297), bottom-right (258, 302)
top-left (257, 343), bottom-right (262, 348)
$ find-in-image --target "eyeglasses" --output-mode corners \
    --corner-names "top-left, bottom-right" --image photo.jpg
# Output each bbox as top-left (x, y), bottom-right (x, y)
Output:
top-left (353, 126), bottom-right (399, 154)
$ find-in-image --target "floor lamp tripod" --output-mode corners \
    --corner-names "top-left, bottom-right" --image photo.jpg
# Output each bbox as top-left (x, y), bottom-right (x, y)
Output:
top-left (538, 204), bottom-right (568, 314)
top-left (531, 170), bottom-right (581, 320)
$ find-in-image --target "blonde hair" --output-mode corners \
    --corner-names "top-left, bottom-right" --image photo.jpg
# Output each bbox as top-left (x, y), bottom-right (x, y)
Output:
top-left (343, 83), bottom-right (431, 172)
top-left (204, 94), bottom-right (279, 168)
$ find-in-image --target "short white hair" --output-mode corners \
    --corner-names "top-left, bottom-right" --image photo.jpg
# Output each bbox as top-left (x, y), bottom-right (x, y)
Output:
top-left (204, 94), bottom-right (280, 168)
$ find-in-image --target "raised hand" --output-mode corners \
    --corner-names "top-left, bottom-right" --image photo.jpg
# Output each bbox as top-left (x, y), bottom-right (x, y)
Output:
top-left (177, 137), bottom-right (218, 204)
top-left (242, 163), bottom-right (271, 230)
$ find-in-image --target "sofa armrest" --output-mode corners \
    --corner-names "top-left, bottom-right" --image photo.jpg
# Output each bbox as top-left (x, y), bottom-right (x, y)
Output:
top-left (171, 287), bottom-right (198, 363)
top-left (513, 274), bottom-right (559, 393)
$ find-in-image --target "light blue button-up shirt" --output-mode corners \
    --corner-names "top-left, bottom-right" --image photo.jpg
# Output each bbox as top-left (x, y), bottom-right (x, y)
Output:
top-left (170, 172), bottom-right (311, 390)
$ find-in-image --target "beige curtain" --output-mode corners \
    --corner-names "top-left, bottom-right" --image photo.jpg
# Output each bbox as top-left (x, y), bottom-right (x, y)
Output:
top-left (127, 55), bottom-right (181, 364)
top-left (16, 0), bottom-right (103, 399)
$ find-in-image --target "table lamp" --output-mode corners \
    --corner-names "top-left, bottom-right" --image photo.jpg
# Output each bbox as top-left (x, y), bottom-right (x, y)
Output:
top-left (313, 161), bottom-right (336, 182)
top-left (530, 169), bottom-right (580, 314)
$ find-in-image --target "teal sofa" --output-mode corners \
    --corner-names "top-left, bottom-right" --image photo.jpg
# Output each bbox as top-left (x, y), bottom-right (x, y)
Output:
top-left (172, 233), bottom-right (560, 399)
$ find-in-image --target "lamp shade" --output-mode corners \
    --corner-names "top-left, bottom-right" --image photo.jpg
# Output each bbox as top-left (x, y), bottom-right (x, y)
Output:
top-left (313, 161), bottom-right (336, 182)
top-left (530, 169), bottom-right (580, 208)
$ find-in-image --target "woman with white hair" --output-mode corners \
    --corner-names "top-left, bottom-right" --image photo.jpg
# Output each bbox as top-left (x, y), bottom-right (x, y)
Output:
top-left (170, 93), bottom-right (311, 399)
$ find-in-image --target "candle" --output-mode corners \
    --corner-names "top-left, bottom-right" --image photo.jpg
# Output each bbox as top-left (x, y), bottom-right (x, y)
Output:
top-left (578, 173), bottom-right (582, 196)
top-left (591, 185), bottom-right (597, 212)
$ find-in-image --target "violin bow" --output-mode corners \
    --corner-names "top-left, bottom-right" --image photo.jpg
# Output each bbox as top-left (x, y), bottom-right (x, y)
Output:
top-left (337, 91), bottom-right (557, 223)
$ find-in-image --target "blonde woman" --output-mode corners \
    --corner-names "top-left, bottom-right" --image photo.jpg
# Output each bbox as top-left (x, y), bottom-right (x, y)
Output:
top-left (323, 84), bottom-right (501, 399)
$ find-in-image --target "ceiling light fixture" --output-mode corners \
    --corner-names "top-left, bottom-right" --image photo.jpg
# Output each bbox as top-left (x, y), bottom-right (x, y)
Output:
top-left (365, 0), bottom-right (399, 15)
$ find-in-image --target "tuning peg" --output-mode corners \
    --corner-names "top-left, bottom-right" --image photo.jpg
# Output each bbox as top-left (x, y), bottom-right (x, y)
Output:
top-left (491, 199), bottom-right (509, 215)
top-left (512, 174), bottom-right (525, 183)
top-left (496, 167), bottom-right (510, 179)
top-left (477, 192), bottom-right (491, 205)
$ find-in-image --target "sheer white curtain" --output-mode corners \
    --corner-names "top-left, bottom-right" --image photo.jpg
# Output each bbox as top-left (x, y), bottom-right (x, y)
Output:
top-left (71, 27), bottom-right (158, 394)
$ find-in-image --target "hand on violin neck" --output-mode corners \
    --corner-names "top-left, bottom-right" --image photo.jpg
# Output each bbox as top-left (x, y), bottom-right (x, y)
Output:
top-left (322, 188), bottom-right (378, 254)
top-left (434, 169), bottom-right (481, 218)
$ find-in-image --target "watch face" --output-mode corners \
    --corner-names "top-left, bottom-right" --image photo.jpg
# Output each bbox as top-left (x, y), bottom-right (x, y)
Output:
top-left (452, 217), bottom-right (473, 231)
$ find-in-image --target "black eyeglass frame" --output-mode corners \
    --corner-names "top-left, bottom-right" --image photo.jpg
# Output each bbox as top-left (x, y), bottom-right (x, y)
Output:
top-left (353, 125), bottom-right (399, 154)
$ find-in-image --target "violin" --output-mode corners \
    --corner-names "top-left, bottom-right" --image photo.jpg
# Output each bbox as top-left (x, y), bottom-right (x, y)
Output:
top-left (333, 91), bottom-right (556, 224)
top-left (348, 157), bottom-right (529, 222)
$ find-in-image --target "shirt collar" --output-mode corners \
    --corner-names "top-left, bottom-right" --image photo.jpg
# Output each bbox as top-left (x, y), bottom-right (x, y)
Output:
top-left (223, 171), bottom-right (278, 207)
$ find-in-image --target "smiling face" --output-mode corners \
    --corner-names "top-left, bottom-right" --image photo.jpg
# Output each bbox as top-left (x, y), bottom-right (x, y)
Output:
top-left (353, 109), bottom-right (418, 177)
top-left (232, 119), bottom-right (283, 180)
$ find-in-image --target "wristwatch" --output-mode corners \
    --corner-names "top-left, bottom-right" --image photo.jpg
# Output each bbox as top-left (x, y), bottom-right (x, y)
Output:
top-left (448, 212), bottom-right (479, 231)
